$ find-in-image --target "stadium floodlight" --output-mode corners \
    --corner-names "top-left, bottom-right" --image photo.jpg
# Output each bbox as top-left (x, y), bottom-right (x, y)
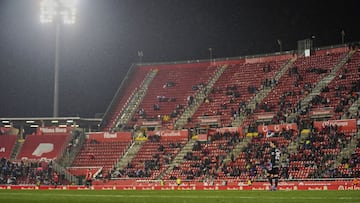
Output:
top-left (40, 0), bottom-right (77, 117)
top-left (40, 0), bottom-right (77, 24)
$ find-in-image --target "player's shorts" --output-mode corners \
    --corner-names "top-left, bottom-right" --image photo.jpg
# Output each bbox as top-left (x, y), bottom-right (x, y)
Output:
top-left (267, 167), bottom-right (279, 176)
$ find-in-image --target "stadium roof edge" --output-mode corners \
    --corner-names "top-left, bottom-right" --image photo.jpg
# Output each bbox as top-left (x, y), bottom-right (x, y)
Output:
top-left (1, 117), bottom-right (102, 131)
top-left (135, 42), bottom-right (355, 67)
top-left (0, 117), bottom-right (101, 121)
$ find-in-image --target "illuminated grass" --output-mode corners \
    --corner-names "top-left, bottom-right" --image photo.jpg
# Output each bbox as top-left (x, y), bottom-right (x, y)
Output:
top-left (0, 190), bottom-right (359, 203)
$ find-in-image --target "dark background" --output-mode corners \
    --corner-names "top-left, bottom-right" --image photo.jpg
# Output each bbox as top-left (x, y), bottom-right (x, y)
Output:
top-left (0, 0), bottom-right (359, 118)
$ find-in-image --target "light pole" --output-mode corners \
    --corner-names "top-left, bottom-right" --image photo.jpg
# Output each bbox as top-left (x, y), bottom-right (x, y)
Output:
top-left (208, 48), bottom-right (213, 65)
top-left (277, 39), bottom-right (282, 52)
top-left (138, 50), bottom-right (144, 64)
top-left (40, 0), bottom-right (76, 117)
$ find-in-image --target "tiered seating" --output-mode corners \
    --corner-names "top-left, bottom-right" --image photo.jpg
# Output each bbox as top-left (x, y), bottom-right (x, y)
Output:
top-left (128, 63), bottom-right (218, 126)
top-left (246, 50), bottom-right (347, 125)
top-left (67, 167), bottom-right (102, 177)
top-left (336, 142), bottom-right (360, 178)
top-left (186, 58), bottom-right (288, 128)
top-left (165, 132), bottom-right (240, 181)
top-left (227, 134), bottom-right (293, 180)
top-left (17, 134), bottom-right (69, 160)
top-left (308, 50), bottom-right (360, 119)
top-left (0, 158), bottom-right (59, 185)
top-left (97, 46), bottom-right (358, 183)
top-left (289, 125), bottom-right (351, 179)
top-left (122, 136), bottom-right (187, 179)
top-left (71, 140), bottom-right (131, 175)
top-left (103, 67), bottom-right (151, 131)
top-left (0, 135), bottom-right (17, 159)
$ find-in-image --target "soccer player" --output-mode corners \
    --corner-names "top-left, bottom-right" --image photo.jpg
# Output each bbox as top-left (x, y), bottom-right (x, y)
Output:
top-left (53, 172), bottom-right (59, 187)
top-left (176, 177), bottom-right (181, 190)
top-left (267, 141), bottom-right (280, 191)
top-left (85, 169), bottom-right (93, 189)
top-left (353, 177), bottom-right (359, 187)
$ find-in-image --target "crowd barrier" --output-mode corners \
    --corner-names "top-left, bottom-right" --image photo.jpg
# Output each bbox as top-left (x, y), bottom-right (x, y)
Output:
top-left (0, 181), bottom-right (358, 191)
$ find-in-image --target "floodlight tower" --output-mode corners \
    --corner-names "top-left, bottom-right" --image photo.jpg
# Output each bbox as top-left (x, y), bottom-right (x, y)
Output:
top-left (40, 0), bottom-right (76, 117)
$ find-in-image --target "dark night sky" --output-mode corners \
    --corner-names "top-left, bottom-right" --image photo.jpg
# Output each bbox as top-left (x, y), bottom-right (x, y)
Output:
top-left (0, 0), bottom-right (359, 118)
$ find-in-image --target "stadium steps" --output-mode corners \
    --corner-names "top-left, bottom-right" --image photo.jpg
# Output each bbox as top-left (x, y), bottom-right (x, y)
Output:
top-left (231, 56), bottom-right (297, 127)
top-left (115, 140), bottom-right (145, 170)
top-left (329, 97), bottom-right (360, 169)
top-left (343, 96), bottom-right (360, 119)
top-left (155, 138), bottom-right (196, 180)
top-left (102, 65), bottom-right (150, 131)
top-left (221, 136), bottom-right (252, 168)
top-left (114, 69), bottom-right (158, 130)
top-left (311, 130), bottom-right (359, 178)
top-left (294, 50), bottom-right (356, 116)
top-left (52, 160), bottom-right (79, 185)
top-left (281, 129), bottom-right (311, 163)
top-left (174, 65), bottom-right (227, 129)
top-left (10, 137), bottom-right (23, 161)
top-left (333, 131), bottom-right (360, 168)
top-left (58, 130), bottom-right (86, 167)
top-left (306, 102), bottom-right (359, 178)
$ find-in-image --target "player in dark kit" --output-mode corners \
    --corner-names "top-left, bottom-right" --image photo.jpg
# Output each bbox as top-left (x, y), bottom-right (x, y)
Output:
top-left (267, 141), bottom-right (281, 191)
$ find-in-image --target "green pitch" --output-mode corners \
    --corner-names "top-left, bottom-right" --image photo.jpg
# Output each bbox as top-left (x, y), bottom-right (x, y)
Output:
top-left (0, 190), bottom-right (359, 203)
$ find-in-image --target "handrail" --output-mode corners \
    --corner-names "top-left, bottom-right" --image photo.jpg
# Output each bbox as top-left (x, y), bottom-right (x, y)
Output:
top-left (100, 64), bottom-right (137, 129)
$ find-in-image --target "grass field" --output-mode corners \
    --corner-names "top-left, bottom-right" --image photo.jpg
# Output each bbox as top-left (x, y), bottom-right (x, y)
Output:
top-left (0, 190), bottom-right (359, 203)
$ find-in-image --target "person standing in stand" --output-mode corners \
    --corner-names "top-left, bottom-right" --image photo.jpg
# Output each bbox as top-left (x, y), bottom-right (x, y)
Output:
top-left (53, 172), bottom-right (59, 188)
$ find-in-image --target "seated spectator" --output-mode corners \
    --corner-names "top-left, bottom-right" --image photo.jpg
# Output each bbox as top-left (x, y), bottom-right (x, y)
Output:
top-left (153, 104), bottom-right (160, 110)
top-left (163, 81), bottom-right (175, 88)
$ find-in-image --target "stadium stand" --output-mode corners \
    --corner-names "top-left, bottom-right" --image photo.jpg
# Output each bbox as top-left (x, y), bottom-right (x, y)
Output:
top-left (1, 44), bottom-right (360, 188)
top-left (186, 57), bottom-right (289, 128)
top-left (102, 67), bottom-right (151, 131)
top-left (95, 46), bottom-right (360, 184)
top-left (125, 63), bottom-right (218, 129)
top-left (165, 131), bottom-right (241, 181)
top-left (17, 133), bottom-right (70, 161)
top-left (0, 135), bottom-right (17, 159)
top-left (69, 132), bottom-right (132, 177)
top-left (308, 50), bottom-right (360, 119)
top-left (120, 133), bottom-right (188, 179)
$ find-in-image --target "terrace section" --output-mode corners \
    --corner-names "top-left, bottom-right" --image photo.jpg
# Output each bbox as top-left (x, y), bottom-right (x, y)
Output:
top-left (186, 55), bottom-right (290, 128)
top-left (247, 47), bottom-right (348, 125)
top-left (0, 135), bottom-right (17, 159)
top-left (70, 132), bottom-right (132, 177)
top-left (16, 127), bottom-right (74, 161)
top-left (102, 67), bottom-right (151, 131)
top-left (307, 49), bottom-right (360, 120)
top-left (127, 62), bottom-right (218, 128)
top-left (165, 129), bottom-right (241, 181)
top-left (120, 130), bottom-right (188, 179)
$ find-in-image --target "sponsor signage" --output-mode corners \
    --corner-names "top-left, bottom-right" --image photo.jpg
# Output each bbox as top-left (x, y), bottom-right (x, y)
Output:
top-left (258, 123), bottom-right (298, 133)
top-left (208, 127), bottom-right (243, 137)
top-left (198, 116), bottom-right (220, 124)
top-left (37, 127), bottom-right (69, 134)
top-left (88, 132), bottom-right (132, 142)
top-left (313, 119), bottom-right (357, 133)
top-left (1, 181), bottom-right (358, 191)
top-left (254, 113), bottom-right (274, 121)
top-left (310, 107), bottom-right (334, 118)
top-left (147, 130), bottom-right (188, 140)
top-left (141, 120), bottom-right (162, 126)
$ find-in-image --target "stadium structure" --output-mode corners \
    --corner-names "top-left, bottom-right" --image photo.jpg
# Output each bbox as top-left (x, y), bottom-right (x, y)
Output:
top-left (0, 40), bottom-right (359, 191)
